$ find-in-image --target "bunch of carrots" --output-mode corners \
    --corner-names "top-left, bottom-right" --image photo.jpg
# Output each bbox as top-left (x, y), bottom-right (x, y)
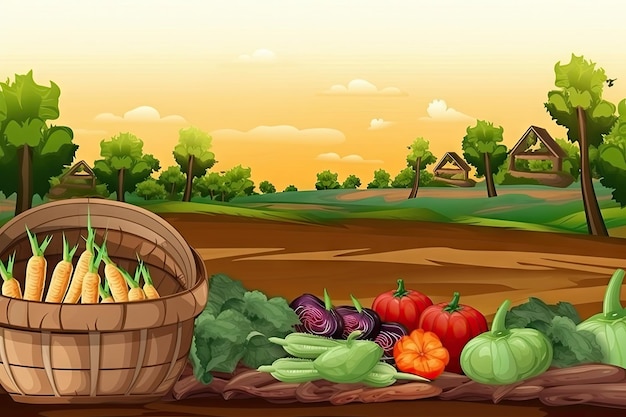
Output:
top-left (0, 214), bottom-right (160, 304)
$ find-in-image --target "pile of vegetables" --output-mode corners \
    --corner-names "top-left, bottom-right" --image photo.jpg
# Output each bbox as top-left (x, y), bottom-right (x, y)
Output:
top-left (191, 268), bottom-right (626, 391)
top-left (0, 214), bottom-right (159, 304)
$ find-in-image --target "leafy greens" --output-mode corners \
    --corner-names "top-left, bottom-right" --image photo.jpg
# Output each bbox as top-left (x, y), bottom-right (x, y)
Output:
top-left (505, 297), bottom-right (603, 368)
top-left (189, 274), bottom-right (300, 384)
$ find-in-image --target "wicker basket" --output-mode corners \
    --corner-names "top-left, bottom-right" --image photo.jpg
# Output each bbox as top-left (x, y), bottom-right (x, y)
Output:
top-left (0, 198), bottom-right (208, 404)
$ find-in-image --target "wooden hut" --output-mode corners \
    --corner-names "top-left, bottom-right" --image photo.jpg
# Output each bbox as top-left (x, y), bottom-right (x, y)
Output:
top-left (47, 160), bottom-right (103, 200)
top-left (432, 152), bottom-right (475, 187)
top-left (507, 126), bottom-right (573, 187)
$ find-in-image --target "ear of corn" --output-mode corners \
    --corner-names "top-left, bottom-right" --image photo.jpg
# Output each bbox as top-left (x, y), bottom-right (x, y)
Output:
top-left (23, 226), bottom-right (52, 302)
top-left (45, 233), bottom-right (79, 303)
top-left (0, 252), bottom-right (22, 299)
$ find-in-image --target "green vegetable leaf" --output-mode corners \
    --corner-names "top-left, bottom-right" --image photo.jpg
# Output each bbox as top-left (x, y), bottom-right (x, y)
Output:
top-left (204, 274), bottom-right (247, 316)
top-left (505, 297), bottom-right (556, 328)
top-left (546, 316), bottom-right (603, 367)
top-left (191, 309), bottom-right (252, 380)
top-left (549, 301), bottom-right (582, 324)
top-left (241, 331), bottom-right (288, 369)
top-left (241, 291), bottom-right (300, 333)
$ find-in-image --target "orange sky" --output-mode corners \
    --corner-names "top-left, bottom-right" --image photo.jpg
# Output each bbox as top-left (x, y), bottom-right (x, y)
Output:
top-left (3, 1), bottom-right (626, 190)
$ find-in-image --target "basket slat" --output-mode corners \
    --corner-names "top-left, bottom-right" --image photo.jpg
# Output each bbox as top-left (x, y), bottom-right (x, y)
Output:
top-left (125, 328), bottom-right (148, 395)
top-left (41, 331), bottom-right (60, 397)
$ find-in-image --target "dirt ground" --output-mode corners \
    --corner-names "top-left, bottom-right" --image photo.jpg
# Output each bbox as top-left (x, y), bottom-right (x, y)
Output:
top-left (4, 213), bottom-right (626, 416)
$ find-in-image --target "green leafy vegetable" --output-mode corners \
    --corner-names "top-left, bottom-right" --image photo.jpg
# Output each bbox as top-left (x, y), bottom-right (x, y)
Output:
top-left (505, 297), bottom-right (602, 368)
top-left (189, 274), bottom-right (300, 384)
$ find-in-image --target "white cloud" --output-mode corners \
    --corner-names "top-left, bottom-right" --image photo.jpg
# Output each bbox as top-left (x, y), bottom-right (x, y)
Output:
top-left (72, 128), bottom-right (108, 136)
top-left (236, 48), bottom-right (277, 63)
top-left (211, 125), bottom-right (345, 144)
top-left (316, 152), bottom-right (383, 164)
top-left (419, 99), bottom-right (476, 122)
top-left (321, 79), bottom-right (407, 96)
top-left (368, 118), bottom-right (394, 130)
top-left (94, 106), bottom-right (187, 123)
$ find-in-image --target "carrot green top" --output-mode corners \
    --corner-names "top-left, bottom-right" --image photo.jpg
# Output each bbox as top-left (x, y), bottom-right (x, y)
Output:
top-left (98, 280), bottom-right (111, 299)
top-left (62, 233), bottom-right (79, 263)
top-left (140, 264), bottom-right (154, 286)
top-left (25, 226), bottom-right (52, 257)
top-left (88, 239), bottom-right (105, 274)
top-left (0, 252), bottom-right (16, 282)
top-left (84, 207), bottom-right (96, 255)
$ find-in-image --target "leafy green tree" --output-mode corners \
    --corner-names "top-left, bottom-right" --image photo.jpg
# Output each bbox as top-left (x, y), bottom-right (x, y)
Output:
top-left (283, 184), bottom-right (298, 192)
top-left (405, 137), bottom-right (437, 198)
top-left (135, 179), bottom-right (167, 200)
top-left (462, 120), bottom-right (508, 198)
top-left (391, 167), bottom-right (415, 188)
top-left (555, 138), bottom-right (581, 180)
top-left (595, 99), bottom-right (626, 207)
top-left (341, 174), bottom-right (361, 189)
top-left (173, 126), bottom-right (216, 202)
top-left (544, 54), bottom-right (617, 236)
top-left (93, 133), bottom-right (159, 202)
top-left (259, 180), bottom-right (276, 194)
top-left (315, 170), bottom-right (341, 190)
top-left (220, 165), bottom-right (255, 201)
top-left (194, 172), bottom-right (225, 200)
top-left (158, 165), bottom-right (186, 199)
top-left (367, 169), bottom-right (391, 189)
top-left (0, 71), bottom-right (77, 214)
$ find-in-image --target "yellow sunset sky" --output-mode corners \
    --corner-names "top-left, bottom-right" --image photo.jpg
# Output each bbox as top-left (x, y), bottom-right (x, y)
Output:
top-left (3, 0), bottom-right (626, 190)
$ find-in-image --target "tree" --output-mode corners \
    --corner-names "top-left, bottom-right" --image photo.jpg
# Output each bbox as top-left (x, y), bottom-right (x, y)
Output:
top-left (555, 138), bottom-right (581, 180)
top-left (405, 137), bottom-right (437, 198)
top-left (173, 126), bottom-right (216, 202)
top-left (221, 165), bottom-right (255, 201)
top-left (315, 170), bottom-right (340, 190)
top-left (135, 179), bottom-right (167, 200)
top-left (367, 169), bottom-right (391, 189)
top-left (283, 184), bottom-right (298, 192)
top-left (194, 172), bottom-right (225, 200)
top-left (544, 54), bottom-right (617, 236)
top-left (0, 71), bottom-right (77, 214)
top-left (341, 174), bottom-right (361, 189)
top-left (462, 120), bottom-right (508, 198)
top-left (93, 132), bottom-right (159, 202)
top-left (391, 168), bottom-right (415, 188)
top-left (259, 180), bottom-right (276, 194)
top-left (595, 99), bottom-right (626, 207)
top-left (158, 166), bottom-right (187, 199)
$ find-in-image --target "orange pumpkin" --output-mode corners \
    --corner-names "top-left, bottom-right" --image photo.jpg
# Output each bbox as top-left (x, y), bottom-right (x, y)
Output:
top-left (393, 328), bottom-right (450, 380)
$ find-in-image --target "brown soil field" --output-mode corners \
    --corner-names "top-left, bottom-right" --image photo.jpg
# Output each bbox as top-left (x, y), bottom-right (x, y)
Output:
top-left (4, 213), bottom-right (626, 416)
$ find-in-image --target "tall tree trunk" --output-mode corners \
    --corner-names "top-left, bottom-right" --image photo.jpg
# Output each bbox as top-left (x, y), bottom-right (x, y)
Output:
top-left (15, 146), bottom-right (33, 215)
top-left (170, 182), bottom-right (176, 198)
top-left (408, 157), bottom-right (422, 199)
top-left (183, 155), bottom-right (195, 202)
top-left (577, 106), bottom-right (608, 236)
top-left (117, 168), bottom-right (125, 202)
top-left (483, 152), bottom-right (497, 198)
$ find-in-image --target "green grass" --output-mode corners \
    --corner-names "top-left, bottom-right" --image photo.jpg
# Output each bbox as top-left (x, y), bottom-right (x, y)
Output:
top-left (1, 183), bottom-right (625, 237)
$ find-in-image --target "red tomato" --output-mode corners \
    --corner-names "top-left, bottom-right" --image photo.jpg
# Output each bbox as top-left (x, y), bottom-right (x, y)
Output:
top-left (418, 291), bottom-right (488, 374)
top-left (371, 279), bottom-right (433, 332)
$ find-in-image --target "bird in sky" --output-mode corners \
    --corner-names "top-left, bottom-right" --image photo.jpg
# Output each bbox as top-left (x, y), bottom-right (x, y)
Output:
top-left (607, 78), bottom-right (617, 87)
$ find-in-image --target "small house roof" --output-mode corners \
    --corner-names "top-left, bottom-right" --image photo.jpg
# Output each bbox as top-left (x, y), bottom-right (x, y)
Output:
top-left (433, 152), bottom-right (472, 172)
top-left (509, 126), bottom-right (567, 158)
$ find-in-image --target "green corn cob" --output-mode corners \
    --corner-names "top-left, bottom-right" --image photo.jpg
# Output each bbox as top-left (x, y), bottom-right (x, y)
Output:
top-left (258, 357), bottom-right (322, 383)
top-left (268, 332), bottom-right (346, 359)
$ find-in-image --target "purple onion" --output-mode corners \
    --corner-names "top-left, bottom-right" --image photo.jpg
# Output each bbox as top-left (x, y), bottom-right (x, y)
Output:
top-left (289, 289), bottom-right (344, 339)
top-left (336, 294), bottom-right (382, 340)
top-left (374, 322), bottom-right (409, 364)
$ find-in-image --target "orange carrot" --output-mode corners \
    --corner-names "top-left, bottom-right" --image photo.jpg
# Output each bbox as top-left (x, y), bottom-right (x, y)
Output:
top-left (140, 263), bottom-right (160, 299)
top-left (45, 233), bottom-right (79, 303)
top-left (100, 243), bottom-right (129, 302)
top-left (124, 261), bottom-right (146, 302)
top-left (0, 252), bottom-right (22, 299)
top-left (64, 208), bottom-right (96, 303)
top-left (81, 242), bottom-right (104, 304)
top-left (23, 226), bottom-right (52, 302)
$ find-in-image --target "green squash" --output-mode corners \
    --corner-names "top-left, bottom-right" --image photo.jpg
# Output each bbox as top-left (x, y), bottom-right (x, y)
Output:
top-left (577, 269), bottom-right (626, 368)
top-left (460, 299), bottom-right (553, 385)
